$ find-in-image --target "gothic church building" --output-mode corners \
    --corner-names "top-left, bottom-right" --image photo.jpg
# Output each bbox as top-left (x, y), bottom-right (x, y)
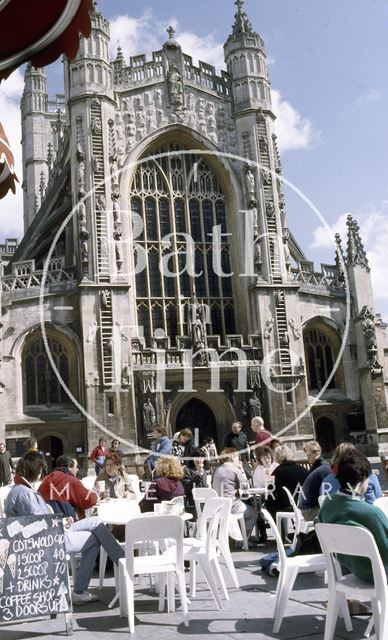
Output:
top-left (1, 1), bottom-right (387, 466)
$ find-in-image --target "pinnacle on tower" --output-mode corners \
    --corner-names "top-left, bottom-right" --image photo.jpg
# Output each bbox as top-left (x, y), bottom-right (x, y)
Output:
top-left (346, 215), bottom-right (370, 272)
top-left (228, 0), bottom-right (258, 42)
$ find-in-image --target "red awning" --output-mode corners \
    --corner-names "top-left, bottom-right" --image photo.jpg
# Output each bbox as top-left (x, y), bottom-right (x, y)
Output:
top-left (0, 0), bottom-right (95, 81)
top-left (0, 0), bottom-right (95, 199)
top-left (0, 122), bottom-right (18, 199)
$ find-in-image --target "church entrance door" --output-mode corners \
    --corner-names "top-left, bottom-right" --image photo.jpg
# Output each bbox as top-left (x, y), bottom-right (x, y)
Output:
top-left (38, 435), bottom-right (64, 472)
top-left (175, 399), bottom-right (217, 448)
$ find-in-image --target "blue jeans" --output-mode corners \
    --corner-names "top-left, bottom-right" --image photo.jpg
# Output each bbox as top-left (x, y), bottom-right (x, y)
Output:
top-left (65, 516), bottom-right (124, 593)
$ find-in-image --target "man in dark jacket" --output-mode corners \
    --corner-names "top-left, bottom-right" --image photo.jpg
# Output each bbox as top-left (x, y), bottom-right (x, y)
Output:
top-left (0, 442), bottom-right (14, 486)
top-left (303, 441), bottom-right (326, 472)
top-left (223, 422), bottom-right (252, 479)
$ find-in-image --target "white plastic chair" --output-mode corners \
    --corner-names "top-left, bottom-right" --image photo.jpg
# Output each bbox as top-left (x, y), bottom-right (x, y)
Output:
top-left (276, 486), bottom-right (313, 550)
top-left (261, 508), bottom-right (327, 633)
top-left (196, 486), bottom-right (249, 550)
top-left (97, 500), bottom-right (141, 589)
top-left (374, 496), bottom-right (388, 517)
top-left (193, 496), bottom-right (239, 590)
top-left (316, 523), bottom-right (387, 640)
top-left (118, 514), bottom-right (189, 633)
top-left (166, 502), bottom-right (225, 610)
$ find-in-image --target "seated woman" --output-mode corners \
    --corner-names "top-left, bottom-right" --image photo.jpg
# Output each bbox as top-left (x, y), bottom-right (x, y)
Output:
top-left (95, 452), bottom-right (137, 500)
top-left (253, 446), bottom-right (278, 488)
top-left (265, 445), bottom-right (308, 536)
top-left (212, 448), bottom-right (257, 546)
top-left (319, 442), bottom-right (382, 504)
top-left (4, 451), bottom-right (124, 605)
top-left (139, 455), bottom-right (185, 513)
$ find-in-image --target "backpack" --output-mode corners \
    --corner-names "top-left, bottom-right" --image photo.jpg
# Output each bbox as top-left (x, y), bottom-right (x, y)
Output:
top-left (259, 548), bottom-right (294, 576)
top-left (293, 529), bottom-right (321, 555)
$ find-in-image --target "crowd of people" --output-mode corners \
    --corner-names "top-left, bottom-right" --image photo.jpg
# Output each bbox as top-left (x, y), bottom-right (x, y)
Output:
top-left (0, 417), bottom-right (386, 606)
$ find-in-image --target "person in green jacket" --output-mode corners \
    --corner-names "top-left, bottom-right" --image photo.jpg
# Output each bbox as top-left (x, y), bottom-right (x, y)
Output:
top-left (318, 449), bottom-right (388, 584)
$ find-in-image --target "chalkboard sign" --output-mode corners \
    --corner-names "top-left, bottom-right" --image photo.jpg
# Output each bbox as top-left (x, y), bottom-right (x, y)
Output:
top-left (0, 514), bottom-right (72, 631)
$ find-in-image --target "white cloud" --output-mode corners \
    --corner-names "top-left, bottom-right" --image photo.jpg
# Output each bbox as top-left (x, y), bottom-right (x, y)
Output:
top-left (175, 31), bottom-right (224, 73)
top-left (311, 205), bottom-right (388, 316)
top-left (109, 12), bottom-right (225, 73)
top-left (108, 12), bottom-right (161, 60)
top-left (272, 89), bottom-right (319, 152)
top-left (0, 67), bottom-right (24, 240)
top-left (356, 89), bottom-right (382, 107)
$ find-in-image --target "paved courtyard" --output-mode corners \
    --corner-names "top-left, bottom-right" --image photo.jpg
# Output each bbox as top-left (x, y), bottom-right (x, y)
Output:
top-left (0, 545), bottom-right (371, 640)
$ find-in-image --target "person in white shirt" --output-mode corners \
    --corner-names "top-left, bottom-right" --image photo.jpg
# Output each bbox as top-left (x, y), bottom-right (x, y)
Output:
top-left (253, 446), bottom-right (278, 488)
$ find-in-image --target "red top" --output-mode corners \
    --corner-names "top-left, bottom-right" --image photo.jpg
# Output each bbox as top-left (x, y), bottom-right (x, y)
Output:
top-left (39, 468), bottom-right (97, 518)
top-left (90, 445), bottom-right (109, 462)
top-left (255, 429), bottom-right (275, 448)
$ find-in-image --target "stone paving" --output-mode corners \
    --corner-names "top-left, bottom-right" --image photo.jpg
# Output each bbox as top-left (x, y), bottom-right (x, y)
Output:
top-left (0, 545), bottom-right (371, 640)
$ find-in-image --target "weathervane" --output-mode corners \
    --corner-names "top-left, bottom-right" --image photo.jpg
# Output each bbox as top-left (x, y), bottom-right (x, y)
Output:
top-left (235, 0), bottom-right (244, 11)
top-left (167, 25), bottom-right (176, 39)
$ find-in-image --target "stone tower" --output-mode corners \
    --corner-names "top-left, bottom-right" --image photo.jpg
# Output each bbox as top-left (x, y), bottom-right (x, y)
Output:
top-left (346, 215), bottom-right (387, 452)
top-left (224, 0), bottom-right (311, 444)
top-left (21, 64), bottom-right (48, 231)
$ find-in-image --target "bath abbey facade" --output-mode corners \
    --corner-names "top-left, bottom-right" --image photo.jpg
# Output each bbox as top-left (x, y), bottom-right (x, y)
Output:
top-left (1, 2), bottom-right (387, 465)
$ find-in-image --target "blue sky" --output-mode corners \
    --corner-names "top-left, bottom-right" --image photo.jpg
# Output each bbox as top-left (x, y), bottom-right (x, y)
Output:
top-left (1, 0), bottom-right (387, 318)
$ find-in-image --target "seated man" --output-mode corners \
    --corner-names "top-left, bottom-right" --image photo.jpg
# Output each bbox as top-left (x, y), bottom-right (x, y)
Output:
top-left (5, 451), bottom-right (124, 604)
top-left (318, 449), bottom-right (388, 583)
top-left (38, 454), bottom-right (98, 519)
top-left (298, 455), bottom-right (331, 521)
top-left (213, 447), bottom-right (257, 546)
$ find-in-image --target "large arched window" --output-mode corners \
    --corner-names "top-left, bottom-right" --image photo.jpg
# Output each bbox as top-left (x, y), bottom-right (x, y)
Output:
top-left (22, 332), bottom-right (77, 407)
top-left (303, 324), bottom-right (342, 392)
top-left (130, 142), bottom-right (236, 346)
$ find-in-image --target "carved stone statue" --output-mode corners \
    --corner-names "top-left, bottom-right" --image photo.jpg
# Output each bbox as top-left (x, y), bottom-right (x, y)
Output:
top-left (189, 300), bottom-right (207, 348)
top-left (168, 65), bottom-right (184, 108)
top-left (245, 165), bottom-right (256, 198)
top-left (249, 391), bottom-right (261, 418)
top-left (283, 229), bottom-right (291, 271)
top-left (143, 397), bottom-right (156, 432)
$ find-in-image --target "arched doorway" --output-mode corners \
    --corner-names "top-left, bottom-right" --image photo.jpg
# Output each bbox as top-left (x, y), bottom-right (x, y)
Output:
top-left (175, 399), bottom-right (218, 448)
top-left (38, 435), bottom-right (63, 472)
top-left (315, 417), bottom-right (336, 454)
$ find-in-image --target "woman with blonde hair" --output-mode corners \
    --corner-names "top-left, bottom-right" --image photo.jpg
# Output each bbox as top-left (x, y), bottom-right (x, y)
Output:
top-left (139, 455), bottom-right (185, 512)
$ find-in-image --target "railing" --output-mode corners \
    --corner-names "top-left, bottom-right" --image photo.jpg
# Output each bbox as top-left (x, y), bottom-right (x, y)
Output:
top-left (1, 267), bottom-right (77, 291)
top-left (114, 49), bottom-right (230, 97)
top-left (291, 262), bottom-right (344, 291)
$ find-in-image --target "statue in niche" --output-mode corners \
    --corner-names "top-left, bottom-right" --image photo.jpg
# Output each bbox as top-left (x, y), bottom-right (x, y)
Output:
top-left (168, 65), bottom-right (184, 108)
top-left (275, 290), bottom-right (285, 307)
top-left (143, 397), bottom-right (157, 432)
top-left (245, 165), bottom-right (256, 199)
top-left (188, 299), bottom-right (208, 350)
top-left (76, 143), bottom-right (85, 198)
top-left (249, 391), bottom-right (262, 418)
top-left (78, 203), bottom-right (88, 263)
top-left (206, 102), bottom-right (217, 141)
top-left (265, 202), bottom-right (274, 217)
top-left (264, 317), bottom-right (274, 339)
top-left (283, 229), bottom-right (291, 272)
top-left (223, 382), bottom-right (235, 406)
top-left (254, 239), bottom-right (262, 270)
top-left (91, 117), bottom-right (102, 134)
top-left (95, 193), bottom-right (105, 211)
top-left (121, 366), bottom-right (130, 387)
